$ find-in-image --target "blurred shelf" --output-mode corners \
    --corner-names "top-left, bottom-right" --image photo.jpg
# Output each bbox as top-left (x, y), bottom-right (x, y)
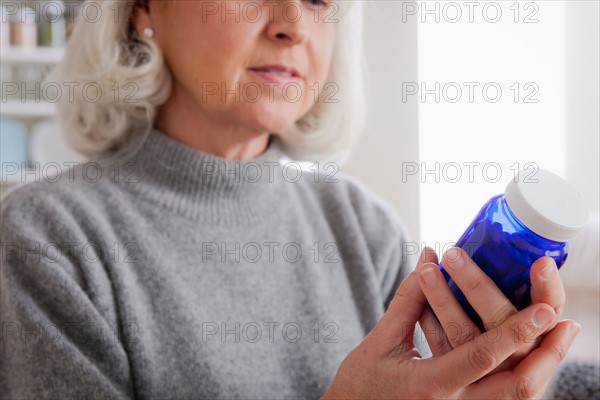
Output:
top-left (0, 101), bottom-right (56, 117)
top-left (0, 46), bottom-right (65, 65)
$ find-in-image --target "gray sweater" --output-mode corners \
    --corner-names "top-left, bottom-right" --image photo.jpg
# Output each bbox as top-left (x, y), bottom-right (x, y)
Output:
top-left (0, 128), bottom-right (415, 399)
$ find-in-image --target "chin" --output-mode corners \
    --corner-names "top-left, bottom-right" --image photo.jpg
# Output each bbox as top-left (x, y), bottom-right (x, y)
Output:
top-left (251, 122), bottom-right (295, 136)
top-left (245, 109), bottom-right (301, 133)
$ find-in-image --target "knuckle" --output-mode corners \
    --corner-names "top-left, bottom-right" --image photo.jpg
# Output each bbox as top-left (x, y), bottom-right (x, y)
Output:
top-left (512, 321), bottom-right (541, 344)
top-left (514, 376), bottom-right (540, 400)
top-left (549, 342), bottom-right (568, 363)
top-left (455, 329), bottom-right (477, 346)
top-left (488, 305), bottom-right (516, 328)
top-left (468, 344), bottom-right (497, 372)
top-left (430, 294), bottom-right (451, 312)
top-left (446, 323), bottom-right (477, 346)
top-left (395, 271), bottom-right (417, 299)
top-left (467, 275), bottom-right (485, 293)
top-left (550, 284), bottom-right (566, 308)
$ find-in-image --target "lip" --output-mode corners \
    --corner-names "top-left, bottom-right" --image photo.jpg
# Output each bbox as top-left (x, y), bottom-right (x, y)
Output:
top-left (248, 65), bottom-right (302, 83)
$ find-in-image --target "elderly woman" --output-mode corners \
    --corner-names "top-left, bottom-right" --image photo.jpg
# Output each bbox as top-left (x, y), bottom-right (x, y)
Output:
top-left (0, 0), bottom-right (579, 399)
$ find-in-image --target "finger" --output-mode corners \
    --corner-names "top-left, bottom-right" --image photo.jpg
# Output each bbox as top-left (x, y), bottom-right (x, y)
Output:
top-left (371, 247), bottom-right (438, 355)
top-left (423, 303), bottom-right (557, 392)
top-left (418, 245), bottom-right (439, 266)
top-left (418, 305), bottom-right (453, 357)
top-left (464, 320), bottom-right (580, 399)
top-left (485, 338), bottom-right (541, 375)
top-left (530, 256), bottom-right (566, 323)
top-left (417, 261), bottom-right (481, 348)
top-left (482, 256), bottom-right (564, 375)
top-left (371, 270), bottom-right (426, 356)
top-left (511, 320), bottom-right (579, 392)
top-left (442, 247), bottom-right (517, 331)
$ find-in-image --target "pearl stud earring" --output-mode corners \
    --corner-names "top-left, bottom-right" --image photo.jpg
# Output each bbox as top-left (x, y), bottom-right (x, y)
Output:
top-left (143, 27), bottom-right (155, 38)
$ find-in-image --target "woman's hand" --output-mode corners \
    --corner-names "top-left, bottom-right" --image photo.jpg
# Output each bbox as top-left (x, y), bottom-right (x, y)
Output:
top-left (321, 249), bottom-right (580, 400)
top-left (417, 247), bottom-right (567, 378)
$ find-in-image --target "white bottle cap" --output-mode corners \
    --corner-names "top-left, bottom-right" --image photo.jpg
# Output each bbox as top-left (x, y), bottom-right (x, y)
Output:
top-left (505, 169), bottom-right (589, 242)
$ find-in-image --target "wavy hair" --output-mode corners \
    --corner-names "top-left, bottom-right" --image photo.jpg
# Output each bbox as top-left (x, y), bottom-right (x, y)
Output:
top-left (45, 0), bottom-right (366, 163)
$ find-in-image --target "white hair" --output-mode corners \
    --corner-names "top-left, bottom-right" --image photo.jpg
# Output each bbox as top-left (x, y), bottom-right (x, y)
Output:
top-left (45, 0), bottom-right (366, 163)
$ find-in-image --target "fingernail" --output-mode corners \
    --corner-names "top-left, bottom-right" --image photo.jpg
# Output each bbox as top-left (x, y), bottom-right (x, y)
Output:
top-left (420, 266), bottom-right (438, 287)
top-left (534, 306), bottom-right (555, 328)
top-left (568, 322), bottom-right (581, 341)
top-left (447, 248), bottom-right (465, 268)
top-left (541, 260), bottom-right (557, 279)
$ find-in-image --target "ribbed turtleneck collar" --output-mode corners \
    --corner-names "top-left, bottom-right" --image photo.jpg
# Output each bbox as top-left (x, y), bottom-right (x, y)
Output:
top-left (102, 127), bottom-right (291, 225)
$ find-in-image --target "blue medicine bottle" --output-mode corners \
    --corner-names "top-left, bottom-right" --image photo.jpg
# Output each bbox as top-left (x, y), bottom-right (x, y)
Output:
top-left (439, 169), bottom-right (589, 331)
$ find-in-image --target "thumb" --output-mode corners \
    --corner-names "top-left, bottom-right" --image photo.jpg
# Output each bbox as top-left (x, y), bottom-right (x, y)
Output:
top-left (368, 247), bottom-right (438, 356)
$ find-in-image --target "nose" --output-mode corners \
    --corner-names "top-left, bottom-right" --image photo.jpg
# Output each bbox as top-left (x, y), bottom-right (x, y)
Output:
top-left (266, 0), bottom-right (308, 46)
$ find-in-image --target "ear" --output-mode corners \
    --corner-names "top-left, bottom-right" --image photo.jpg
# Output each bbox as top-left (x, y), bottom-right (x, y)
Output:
top-left (131, 1), bottom-right (152, 37)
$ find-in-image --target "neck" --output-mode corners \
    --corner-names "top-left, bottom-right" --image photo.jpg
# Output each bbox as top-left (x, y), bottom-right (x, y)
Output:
top-left (154, 88), bottom-right (271, 161)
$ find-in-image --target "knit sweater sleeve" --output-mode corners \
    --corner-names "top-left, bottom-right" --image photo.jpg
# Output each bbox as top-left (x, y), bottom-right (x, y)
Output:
top-left (363, 190), bottom-right (418, 312)
top-left (378, 207), bottom-right (418, 311)
top-left (0, 184), bottom-right (135, 399)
